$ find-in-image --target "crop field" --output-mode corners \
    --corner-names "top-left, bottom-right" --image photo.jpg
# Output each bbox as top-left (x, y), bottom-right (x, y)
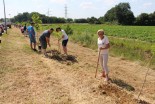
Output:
top-left (42, 24), bottom-right (155, 42)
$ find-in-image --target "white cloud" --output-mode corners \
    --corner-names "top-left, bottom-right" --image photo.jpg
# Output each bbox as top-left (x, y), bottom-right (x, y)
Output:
top-left (131, 0), bottom-right (138, 2)
top-left (30, 0), bottom-right (44, 7)
top-left (31, 0), bottom-right (42, 3)
top-left (102, 0), bottom-right (119, 6)
top-left (49, 0), bottom-right (67, 4)
top-left (143, 2), bottom-right (152, 8)
top-left (80, 2), bottom-right (95, 9)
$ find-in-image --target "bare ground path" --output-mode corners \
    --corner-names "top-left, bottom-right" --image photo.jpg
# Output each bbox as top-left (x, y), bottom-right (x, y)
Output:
top-left (0, 28), bottom-right (155, 104)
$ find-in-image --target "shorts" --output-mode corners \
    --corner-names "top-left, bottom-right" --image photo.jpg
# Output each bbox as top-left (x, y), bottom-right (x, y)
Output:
top-left (29, 36), bottom-right (36, 43)
top-left (62, 39), bottom-right (68, 47)
top-left (39, 39), bottom-right (47, 49)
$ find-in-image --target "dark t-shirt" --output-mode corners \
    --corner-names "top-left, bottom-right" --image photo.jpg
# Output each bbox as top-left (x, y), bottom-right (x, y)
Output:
top-left (39, 30), bottom-right (50, 42)
top-left (24, 26), bottom-right (27, 31)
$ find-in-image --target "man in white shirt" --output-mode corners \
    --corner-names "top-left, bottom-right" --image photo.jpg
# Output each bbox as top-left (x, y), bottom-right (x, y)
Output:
top-left (56, 27), bottom-right (69, 55)
top-left (97, 29), bottom-right (110, 81)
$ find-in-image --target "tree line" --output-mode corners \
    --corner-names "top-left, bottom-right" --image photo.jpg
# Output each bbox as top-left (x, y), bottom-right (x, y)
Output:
top-left (3, 2), bottom-right (155, 26)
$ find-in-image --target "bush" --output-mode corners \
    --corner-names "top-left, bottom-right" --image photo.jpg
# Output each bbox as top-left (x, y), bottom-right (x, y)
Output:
top-left (65, 25), bottom-right (73, 35)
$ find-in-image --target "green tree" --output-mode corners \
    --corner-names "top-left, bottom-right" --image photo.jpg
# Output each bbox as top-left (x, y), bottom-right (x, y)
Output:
top-left (11, 12), bottom-right (67, 24)
top-left (98, 16), bottom-right (104, 24)
top-left (104, 7), bottom-right (117, 23)
top-left (66, 18), bottom-right (73, 23)
top-left (31, 13), bottom-right (42, 31)
top-left (74, 18), bottom-right (88, 23)
top-left (87, 17), bottom-right (101, 24)
top-left (135, 12), bottom-right (155, 26)
top-left (149, 12), bottom-right (155, 25)
top-left (104, 3), bottom-right (135, 25)
top-left (31, 13), bottom-right (42, 45)
top-left (135, 13), bottom-right (149, 25)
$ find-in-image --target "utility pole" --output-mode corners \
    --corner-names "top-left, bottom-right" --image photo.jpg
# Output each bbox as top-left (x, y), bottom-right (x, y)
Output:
top-left (47, 9), bottom-right (52, 17)
top-left (3, 0), bottom-right (7, 34)
top-left (65, 4), bottom-right (68, 19)
top-left (9, 14), bottom-right (11, 18)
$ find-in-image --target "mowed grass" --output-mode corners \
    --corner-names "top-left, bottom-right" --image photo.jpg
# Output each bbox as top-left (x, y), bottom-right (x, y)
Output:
top-left (41, 24), bottom-right (155, 68)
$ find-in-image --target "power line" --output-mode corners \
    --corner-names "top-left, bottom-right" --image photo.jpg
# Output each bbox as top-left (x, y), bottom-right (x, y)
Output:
top-left (47, 9), bottom-right (52, 17)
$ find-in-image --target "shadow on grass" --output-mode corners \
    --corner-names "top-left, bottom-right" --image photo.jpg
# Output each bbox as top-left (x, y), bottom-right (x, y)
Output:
top-left (137, 100), bottom-right (150, 104)
top-left (110, 78), bottom-right (135, 91)
top-left (46, 49), bottom-right (78, 64)
top-left (35, 50), bottom-right (42, 54)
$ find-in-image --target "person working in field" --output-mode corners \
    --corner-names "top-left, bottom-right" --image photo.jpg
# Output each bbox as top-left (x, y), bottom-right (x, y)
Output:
top-left (56, 27), bottom-right (69, 55)
top-left (27, 22), bottom-right (37, 51)
top-left (23, 24), bottom-right (27, 37)
top-left (0, 26), bottom-right (2, 36)
top-left (97, 29), bottom-right (110, 81)
top-left (20, 25), bottom-right (24, 33)
top-left (39, 28), bottom-right (54, 57)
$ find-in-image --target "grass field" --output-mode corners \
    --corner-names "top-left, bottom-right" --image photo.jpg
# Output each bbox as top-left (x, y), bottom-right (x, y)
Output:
top-left (41, 24), bottom-right (155, 68)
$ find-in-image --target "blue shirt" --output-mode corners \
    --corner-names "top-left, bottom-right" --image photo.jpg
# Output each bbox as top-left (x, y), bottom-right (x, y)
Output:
top-left (27, 26), bottom-right (35, 38)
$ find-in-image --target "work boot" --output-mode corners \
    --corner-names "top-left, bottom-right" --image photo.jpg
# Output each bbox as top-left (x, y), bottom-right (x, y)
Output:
top-left (33, 49), bottom-right (37, 52)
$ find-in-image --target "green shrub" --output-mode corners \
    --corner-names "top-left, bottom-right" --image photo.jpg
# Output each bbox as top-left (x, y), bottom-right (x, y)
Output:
top-left (65, 25), bottom-right (73, 35)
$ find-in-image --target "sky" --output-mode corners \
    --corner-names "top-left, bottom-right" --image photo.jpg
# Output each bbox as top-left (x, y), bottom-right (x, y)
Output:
top-left (0, 0), bottom-right (155, 19)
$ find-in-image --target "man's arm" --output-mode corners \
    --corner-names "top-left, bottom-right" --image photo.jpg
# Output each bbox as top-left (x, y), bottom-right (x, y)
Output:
top-left (46, 37), bottom-right (51, 47)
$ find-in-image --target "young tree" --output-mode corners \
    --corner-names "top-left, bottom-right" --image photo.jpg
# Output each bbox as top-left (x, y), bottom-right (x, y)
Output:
top-left (65, 25), bottom-right (73, 35)
top-left (32, 13), bottom-right (42, 31)
top-left (31, 13), bottom-right (42, 46)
